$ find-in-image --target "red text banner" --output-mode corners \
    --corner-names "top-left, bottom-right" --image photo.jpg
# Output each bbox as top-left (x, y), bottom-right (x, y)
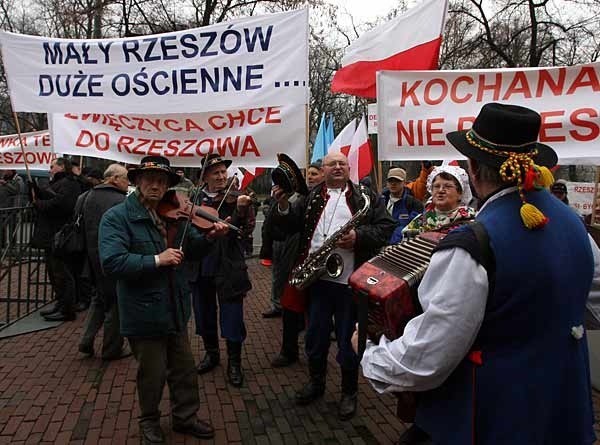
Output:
top-left (50, 105), bottom-right (306, 168)
top-left (567, 181), bottom-right (595, 215)
top-left (377, 63), bottom-right (600, 164)
top-left (0, 130), bottom-right (55, 169)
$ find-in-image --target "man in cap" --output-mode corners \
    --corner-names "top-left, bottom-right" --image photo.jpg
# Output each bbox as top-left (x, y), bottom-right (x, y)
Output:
top-left (355, 103), bottom-right (599, 444)
top-left (550, 180), bottom-right (569, 205)
top-left (380, 167), bottom-right (424, 243)
top-left (99, 156), bottom-right (229, 444)
top-left (192, 154), bottom-right (255, 387)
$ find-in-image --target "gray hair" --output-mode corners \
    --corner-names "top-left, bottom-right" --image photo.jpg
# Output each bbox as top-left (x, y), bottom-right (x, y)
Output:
top-left (103, 163), bottom-right (127, 179)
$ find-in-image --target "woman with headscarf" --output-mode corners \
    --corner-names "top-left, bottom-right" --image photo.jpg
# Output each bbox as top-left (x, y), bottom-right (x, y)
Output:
top-left (402, 165), bottom-right (476, 239)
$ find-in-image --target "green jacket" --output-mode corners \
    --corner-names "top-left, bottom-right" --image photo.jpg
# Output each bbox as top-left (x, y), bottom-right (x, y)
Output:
top-left (99, 192), bottom-right (213, 337)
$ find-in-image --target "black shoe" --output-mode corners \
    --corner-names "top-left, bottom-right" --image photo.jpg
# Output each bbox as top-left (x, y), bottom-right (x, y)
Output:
top-left (295, 380), bottom-right (325, 405)
top-left (271, 353), bottom-right (298, 368)
top-left (78, 344), bottom-right (94, 356)
top-left (196, 351), bottom-right (220, 375)
top-left (226, 340), bottom-right (244, 387)
top-left (40, 302), bottom-right (62, 317)
top-left (139, 422), bottom-right (166, 445)
top-left (75, 301), bottom-right (89, 312)
top-left (262, 307), bottom-right (282, 318)
top-left (173, 419), bottom-right (215, 439)
top-left (43, 312), bottom-right (76, 322)
top-left (338, 392), bottom-right (357, 420)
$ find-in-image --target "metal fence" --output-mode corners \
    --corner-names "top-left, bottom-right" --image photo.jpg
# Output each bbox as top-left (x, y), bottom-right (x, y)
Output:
top-left (0, 206), bottom-right (51, 330)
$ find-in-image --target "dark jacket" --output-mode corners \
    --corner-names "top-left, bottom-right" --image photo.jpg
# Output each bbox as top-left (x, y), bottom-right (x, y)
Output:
top-left (99, 192), bottom-right (213, 338)
top-left (194, 190), bottom-right (254, 302)
top-left (82, 184), bottom-right (127, 307)
top-left (380, 188), bottom-right (424, 244)
top-left (31, 172), bottom-right (82, 249)
top-left (272, 181), bottom-right (397, 269)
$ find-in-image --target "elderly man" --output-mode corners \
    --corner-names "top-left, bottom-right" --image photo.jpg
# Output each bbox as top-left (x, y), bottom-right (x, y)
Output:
top-left (356, 103), bottom-right (599, 445)
top-left (78, 164), bottom-right (130, 360)
top-left (380, 167), bottom-right (423, 243)
top-left (272, 151), bottom-right (396, 420)
top-left (99, 156), bottom-right (228, 444)
top-left (192, 154), bottom-right (255, 387)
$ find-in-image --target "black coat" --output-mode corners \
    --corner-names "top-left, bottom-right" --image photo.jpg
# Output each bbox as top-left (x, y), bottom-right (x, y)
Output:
top-left (272, 181), bottom-right (397, 269)
top-left (82, 184), bottom-right (127, 306)
top-left (31, 172), bottom-right (82, 249)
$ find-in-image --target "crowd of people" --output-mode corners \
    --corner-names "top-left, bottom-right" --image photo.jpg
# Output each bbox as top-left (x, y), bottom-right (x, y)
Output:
top-left (16, 102), bottom-right (600, 445)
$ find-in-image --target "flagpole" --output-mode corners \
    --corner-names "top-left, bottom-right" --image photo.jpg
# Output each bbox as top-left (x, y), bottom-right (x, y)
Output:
top-left (11, 111), bottom-right (32, 183)
top-left (305, 105), bottom-right (310, 168)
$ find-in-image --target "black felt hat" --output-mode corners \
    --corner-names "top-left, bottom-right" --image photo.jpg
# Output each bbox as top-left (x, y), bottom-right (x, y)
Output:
top-left (272, 153), bottom-right (309, 196)
top-left (127, 156), bottom-right (180, 187)
top-left (446, 103), bottom-right (558, 168)
top-left (200, 154), bottom-right (232, 171)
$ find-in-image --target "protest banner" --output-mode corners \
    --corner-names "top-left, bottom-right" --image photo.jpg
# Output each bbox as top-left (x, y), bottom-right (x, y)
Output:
top-left (0, 9), bottom-right (308, 114)
top-left (50, 105), bottom-right (306, 168)
top-left (566, 181), bottom-right (595, 215)
top-left (367, 103), bottom-right (378, 134)
top-left (377, 63), bottom-right (600, 164)
top-left (0, 131), bottom-right (55, 169)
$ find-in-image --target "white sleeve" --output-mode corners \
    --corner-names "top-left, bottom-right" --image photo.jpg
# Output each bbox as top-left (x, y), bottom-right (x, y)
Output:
top-left (360, 247), bottom-right (488, 393)
top-left (586, 234), bottom-right (600, 327)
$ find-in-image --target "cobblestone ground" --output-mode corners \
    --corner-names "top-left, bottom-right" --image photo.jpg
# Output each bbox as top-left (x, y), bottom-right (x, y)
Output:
top-left (0, 259), bottom-right (411, 445)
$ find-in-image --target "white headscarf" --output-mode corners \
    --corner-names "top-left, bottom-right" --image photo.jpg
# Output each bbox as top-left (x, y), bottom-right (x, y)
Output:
top-left (426, 165), bottom-right (473, 206)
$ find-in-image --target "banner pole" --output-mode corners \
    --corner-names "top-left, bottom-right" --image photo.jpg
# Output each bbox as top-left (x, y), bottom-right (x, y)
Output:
top-left (377, 160), bottom-right (383, 194)
top-left (305, 104), bottom-right (310, 168)
top-left (11, 111), bottom-right (32, 183)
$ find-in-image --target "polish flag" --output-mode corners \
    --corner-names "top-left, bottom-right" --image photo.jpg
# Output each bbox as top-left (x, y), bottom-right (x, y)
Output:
top-left (331, 0), bottom-right (449, 98)
top-left (328, 118), bottom-right (356, 155)
top-left (442, 160), bottom-right (459, 166)
top-left (240, 167), bottom-right (265, 190)
top-left (347, 116), bottom-right (373, 183)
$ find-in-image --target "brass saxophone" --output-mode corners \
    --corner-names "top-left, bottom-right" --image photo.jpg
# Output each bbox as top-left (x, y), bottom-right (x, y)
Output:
top-left (289, 190), bottom-right (371, 290)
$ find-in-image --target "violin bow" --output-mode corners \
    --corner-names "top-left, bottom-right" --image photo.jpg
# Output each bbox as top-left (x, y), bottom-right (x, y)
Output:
top-left (178, 152), bottom-right (210, 250)
top-left (216, 172), bottom-right (238, 214)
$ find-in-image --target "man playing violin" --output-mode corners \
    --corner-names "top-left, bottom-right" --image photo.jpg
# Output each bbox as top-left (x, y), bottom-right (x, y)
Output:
top-left (192, 154), bottom-right (255, 387)
top-left (99, 156), bottom-right (229, 445)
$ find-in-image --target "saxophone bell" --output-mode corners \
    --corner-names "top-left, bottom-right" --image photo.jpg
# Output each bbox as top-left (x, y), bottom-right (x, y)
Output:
top-left (325, 252), bottom-right (344, 278)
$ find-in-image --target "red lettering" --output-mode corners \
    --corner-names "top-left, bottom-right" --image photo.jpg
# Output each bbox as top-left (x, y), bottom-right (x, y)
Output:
top-left (417, 120), bottom-right (424, 146)
top-left (132, 139), bottom-right (149, 155)
top-left (424, 79), bottom-right (448, 106)
top-left (400, 80), bottom-right (422, 107)
top-left (536, 68), bottom-right (565, 97)
top-left (196, 139), bottom-right (214, 156)
top-left (539, 110), bottom-right (566, 143)
top-left (426, 118), bottom-right (445, 145)
top-left (241, 135), bottom-right (260, 156)
top-left (567, 66), bottom-right (600, 95)
top-left (208, 115), bottom-right (226, 130)
top-left (75, 130), bottom-right (94, 148)
top-left (217, 136), bottom-right (240, 156)
top-left (476, 73), bottom-right (502, 102)
top-left (247, 108), bottom-right (263, 125)
top-left (451, 76), bottom-right (474, 103)
top-left (164, 119), bottom-right (182, 132)
top-left (117, 136), bottom-right (133, 153)
top-left (185, 119), bottom-right (204, 132)
top-left (147, 139), bottom-right (165, 156)
top-left (502, 72), bottom-right (532, 100)
top-left (118, 115), bottom-right (136, 130)
top-left (64, 113), bottom-right (79, 120)
top-left (226, 111), bottom-right (245, 128)
top-left (179, 141), bottom-right (195, 157)
top-left (569, 108), bottom-right (600, 142)
top-left (397, 120), bottom-right (415, 146)
top-left (265, 107), bottom-right (281, 124)
top-left (165, 140), bottom-right (180, 156)
top-left (457, 116), bottom-right (475, 131)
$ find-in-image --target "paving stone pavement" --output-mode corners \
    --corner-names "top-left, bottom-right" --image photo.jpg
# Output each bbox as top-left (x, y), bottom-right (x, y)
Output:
top-left (0, 259), bottom-right (410, 445)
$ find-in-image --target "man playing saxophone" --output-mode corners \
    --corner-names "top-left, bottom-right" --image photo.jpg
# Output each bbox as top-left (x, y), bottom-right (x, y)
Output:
top-left (272, 151), bottom-right (396, 420)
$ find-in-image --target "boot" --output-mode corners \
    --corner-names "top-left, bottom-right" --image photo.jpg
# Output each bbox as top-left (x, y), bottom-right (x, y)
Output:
top-left (139, 421), bottom-right (166, 445)
top-left (43, 310), bottom-right (76, 322)
top-left (226, 340), bottom-right (244, 387)
top-left (271, 309), bottom-right (300, 368)
top-left (338, 367), bottom-right (359, 420)
top-left (196, 335), bottom-right (220, 375)
top-left (295, 358), bottom-right (326, 405)
top-left (40, 301), bottom-right (62, 317)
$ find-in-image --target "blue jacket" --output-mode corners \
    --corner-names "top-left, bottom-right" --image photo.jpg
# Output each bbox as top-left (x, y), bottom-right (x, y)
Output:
top-left (99, 192), bottom-right (213, 337)
top-left (379, 188), bottom-right (423, 244)
top-left (417, 189), bottom-right (595, 445)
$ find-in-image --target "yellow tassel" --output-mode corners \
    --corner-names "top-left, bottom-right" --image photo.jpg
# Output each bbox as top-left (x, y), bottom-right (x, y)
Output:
top-left (536, 165), bottom-right (555, 188)
top-left (520, 203), bottom-right (549, 229)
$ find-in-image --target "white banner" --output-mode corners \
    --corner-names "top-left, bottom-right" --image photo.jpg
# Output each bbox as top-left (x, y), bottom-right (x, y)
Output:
top-left (0, 131), bottom-right (55, 169)
top-left (0, 9), bottom-right (309, 113)
top-left (367, 103), bottom-right (378, 134)
top-left (49, 105), bottom-right (306, 168)
top-left (377, 63), bottom-right (600, 164)
top-left (566, 181), bottom-right (595, 215)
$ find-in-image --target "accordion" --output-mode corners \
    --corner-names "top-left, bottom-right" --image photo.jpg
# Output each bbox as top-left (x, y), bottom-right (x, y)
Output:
top-left (349, 231), bottom-right (444, 342)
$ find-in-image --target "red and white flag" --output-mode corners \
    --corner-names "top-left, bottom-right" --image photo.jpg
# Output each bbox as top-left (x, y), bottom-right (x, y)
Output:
top-left (347, 116), bottom-right (373, 183)
top-left (240, 167), bottom-right (266, 190)
top-left (331, 0), bottom-right (448, 98)
top-left (328, 118), bottom-right (356, 155)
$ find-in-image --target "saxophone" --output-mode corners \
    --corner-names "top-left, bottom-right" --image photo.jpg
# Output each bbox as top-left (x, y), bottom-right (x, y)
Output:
top-left (289, 190), bottom-right (371, 290)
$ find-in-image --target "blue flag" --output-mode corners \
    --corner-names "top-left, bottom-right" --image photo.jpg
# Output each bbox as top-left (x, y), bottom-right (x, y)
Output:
top-left (326, 115), bottom-right (335, 148)
top-left (311, 113), bottom-right (327, 163)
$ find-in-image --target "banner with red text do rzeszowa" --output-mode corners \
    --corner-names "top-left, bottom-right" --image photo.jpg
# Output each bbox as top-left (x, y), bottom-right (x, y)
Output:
top-left (0, 9), bottom-right (308, 114)
top-left (50, 105), bottom-right (305, 168)
top-left (0, 131), bottom-right (55, 170)
top-left (377, 63), bottom-right (600, 164)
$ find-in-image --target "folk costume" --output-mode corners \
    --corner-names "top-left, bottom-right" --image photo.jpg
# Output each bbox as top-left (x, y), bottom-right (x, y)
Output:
top-left (274, 179), bottom-right (395, 419)
top-left (99, 156), bottom-right (215, 443)
top-left (191, 155), bottom-right (254, 387)
top-left (361, 103), bottom-right (598, 445)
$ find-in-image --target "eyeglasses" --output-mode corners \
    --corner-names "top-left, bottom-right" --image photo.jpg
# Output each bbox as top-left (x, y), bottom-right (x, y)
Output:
top-left (432, 183), bottom-right (457, 192)
top-left (324, 161), bottom-right (348, 168)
